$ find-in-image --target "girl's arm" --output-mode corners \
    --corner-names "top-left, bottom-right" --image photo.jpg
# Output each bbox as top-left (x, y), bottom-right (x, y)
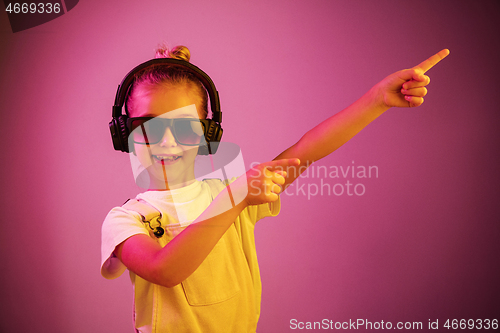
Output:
top-left (274, 49), bottom-right (450, 189)
top-left (114, 158), bottom-right (298, 288)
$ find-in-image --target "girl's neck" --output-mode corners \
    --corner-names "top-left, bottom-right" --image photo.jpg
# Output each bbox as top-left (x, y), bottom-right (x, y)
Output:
top-left (148, 178), bottom-right (197, 191)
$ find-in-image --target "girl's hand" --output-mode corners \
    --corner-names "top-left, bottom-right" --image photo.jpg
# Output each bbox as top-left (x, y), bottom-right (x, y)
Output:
top-left (376, 49), bottom-right (450, 108)
top-left (243, 158), bottom-right (300, 206)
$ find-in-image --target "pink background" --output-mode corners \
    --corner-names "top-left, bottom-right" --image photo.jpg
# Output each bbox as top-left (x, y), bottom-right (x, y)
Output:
top-left (1, 1), bottom-right (499, 332)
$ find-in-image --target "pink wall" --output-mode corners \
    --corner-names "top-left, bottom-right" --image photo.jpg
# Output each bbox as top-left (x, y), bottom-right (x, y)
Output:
top-left (1, 1), bottom-right (499, 332)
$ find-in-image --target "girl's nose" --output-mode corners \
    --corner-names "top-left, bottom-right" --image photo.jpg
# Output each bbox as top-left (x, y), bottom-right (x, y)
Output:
top-left (159, 127), bottom-right (177, 147)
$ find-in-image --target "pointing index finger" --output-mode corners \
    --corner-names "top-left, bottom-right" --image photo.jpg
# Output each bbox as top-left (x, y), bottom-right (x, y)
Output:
top-left (414, 49), bottom-right (450, 73)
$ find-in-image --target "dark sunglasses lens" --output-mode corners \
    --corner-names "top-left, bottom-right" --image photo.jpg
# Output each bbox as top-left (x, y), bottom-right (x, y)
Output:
top-left (130, 119), bottom-right (164, 144)
top-left (174, 119), bottom-right (206, 145)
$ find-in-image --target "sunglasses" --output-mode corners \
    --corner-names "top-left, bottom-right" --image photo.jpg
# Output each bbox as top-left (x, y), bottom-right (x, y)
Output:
top-left (127, 117), bottom-right (208, 146)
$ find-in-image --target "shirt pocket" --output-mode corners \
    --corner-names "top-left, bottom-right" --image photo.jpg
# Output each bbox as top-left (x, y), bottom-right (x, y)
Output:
top-left (181, 236), bottom-right (240, 306)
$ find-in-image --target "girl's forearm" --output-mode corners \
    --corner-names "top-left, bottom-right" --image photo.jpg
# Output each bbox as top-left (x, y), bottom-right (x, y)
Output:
top-left (152, 180), bottom-right (248, 287)
top-left (276, 49), bottom-right (450, 188)
top-left (292, 84), bottom-right (389, 163)
top-left (118, 165), bottom-right (288, 288)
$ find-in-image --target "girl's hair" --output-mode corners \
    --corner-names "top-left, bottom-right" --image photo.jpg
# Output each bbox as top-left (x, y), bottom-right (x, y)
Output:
top-left (126, 44), bottom-right (208, 118)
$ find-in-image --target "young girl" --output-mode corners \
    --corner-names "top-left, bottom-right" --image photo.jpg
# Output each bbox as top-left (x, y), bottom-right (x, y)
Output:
top-left (101, 45), bottom-right (449, 332)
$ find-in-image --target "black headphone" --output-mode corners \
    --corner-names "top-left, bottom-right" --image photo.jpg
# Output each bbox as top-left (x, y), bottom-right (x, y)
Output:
top-left (109, 58), bottom-right (223, 155)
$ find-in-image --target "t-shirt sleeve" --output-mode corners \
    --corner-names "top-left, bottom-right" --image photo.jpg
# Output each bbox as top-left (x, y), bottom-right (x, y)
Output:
top-left (100, 207), bottom-right (149, 279)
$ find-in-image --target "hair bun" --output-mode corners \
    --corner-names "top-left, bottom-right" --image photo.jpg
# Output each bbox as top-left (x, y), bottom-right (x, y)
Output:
top-left (155, 44), bottom-right (191, 62)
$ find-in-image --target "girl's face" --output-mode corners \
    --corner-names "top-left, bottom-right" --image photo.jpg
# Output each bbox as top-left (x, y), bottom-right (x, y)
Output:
top-left (129, 83), bottom-right (204, 190)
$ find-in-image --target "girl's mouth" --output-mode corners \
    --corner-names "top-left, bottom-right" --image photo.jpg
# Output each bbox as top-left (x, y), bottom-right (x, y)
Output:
top-left (153, 155), bottom-right (182, 164)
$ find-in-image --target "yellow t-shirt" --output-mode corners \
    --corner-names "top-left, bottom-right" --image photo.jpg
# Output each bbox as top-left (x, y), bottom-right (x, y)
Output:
top-left (101, 179), bottom-right (280, 333)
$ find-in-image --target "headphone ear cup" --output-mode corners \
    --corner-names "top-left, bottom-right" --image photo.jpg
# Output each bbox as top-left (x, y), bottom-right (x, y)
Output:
top-left (209, 125), bottom-right (222, 154)
top-left (198, 120), bottom-right (222, 155)
top-left (197, 145), bottom-right (209, 155)
top-left (109, 115), bottom-right (130, 152)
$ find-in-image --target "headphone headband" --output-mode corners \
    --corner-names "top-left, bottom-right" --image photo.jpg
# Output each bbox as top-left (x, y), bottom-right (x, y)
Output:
top-left (113, 58), bottom-right (221, 122)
